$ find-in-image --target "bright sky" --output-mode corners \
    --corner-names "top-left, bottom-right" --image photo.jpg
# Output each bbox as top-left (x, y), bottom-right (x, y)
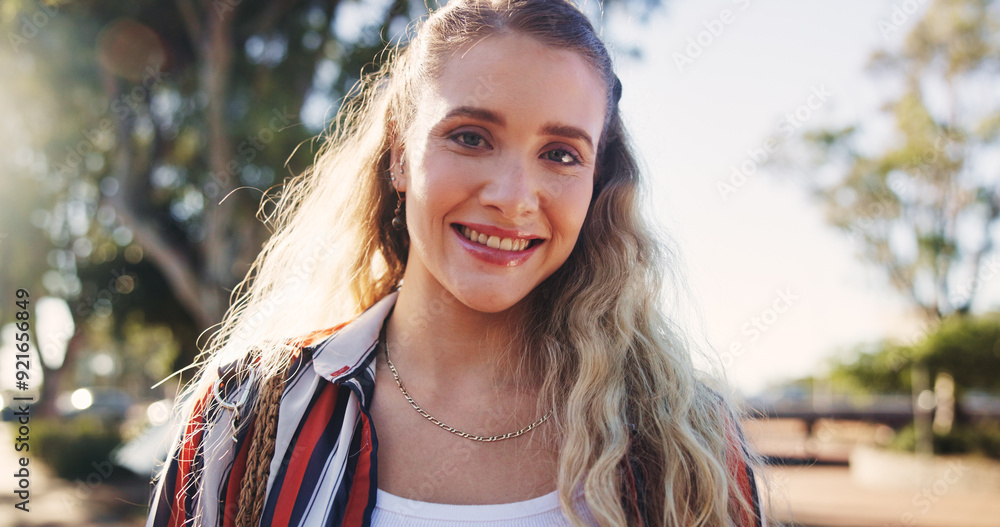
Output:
top-left (604, 0), bottom-right (947, 395)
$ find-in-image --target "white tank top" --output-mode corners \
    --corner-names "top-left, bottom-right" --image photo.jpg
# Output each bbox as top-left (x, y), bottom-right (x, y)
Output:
top-left (370, 488), bottom-right (596, 526)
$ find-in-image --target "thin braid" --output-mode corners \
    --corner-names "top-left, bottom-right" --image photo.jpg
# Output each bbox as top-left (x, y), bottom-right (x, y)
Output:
top-left (235, 366), bottom-right (286, 527)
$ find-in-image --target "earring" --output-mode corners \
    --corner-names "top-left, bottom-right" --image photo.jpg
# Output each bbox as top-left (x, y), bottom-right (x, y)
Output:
top-left (391, 158), bottom-right (406, 231)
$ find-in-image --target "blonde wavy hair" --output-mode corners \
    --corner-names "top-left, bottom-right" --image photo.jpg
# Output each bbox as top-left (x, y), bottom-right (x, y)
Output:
top-left (163, 0), bottom-right (766, 525)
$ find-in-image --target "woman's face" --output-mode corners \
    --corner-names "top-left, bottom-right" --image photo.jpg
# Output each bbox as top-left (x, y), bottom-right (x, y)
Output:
top-left (395, 33), bottom-right (607, 314)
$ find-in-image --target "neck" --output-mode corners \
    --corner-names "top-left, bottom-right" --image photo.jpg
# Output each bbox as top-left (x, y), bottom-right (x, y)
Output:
top-left (386, 280), bottom-right (532, 392)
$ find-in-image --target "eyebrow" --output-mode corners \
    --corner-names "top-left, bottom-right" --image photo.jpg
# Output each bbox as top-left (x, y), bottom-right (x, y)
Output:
top-left (540, 123), bottom-right (594, 152)
top-left (441, 106), bottom-right (595, 152)
top-left (443, 106), bottom-right (505, 126)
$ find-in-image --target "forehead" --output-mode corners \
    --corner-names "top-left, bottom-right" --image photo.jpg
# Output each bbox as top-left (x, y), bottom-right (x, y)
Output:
top-left (418, 33), bottom-right (607, 139)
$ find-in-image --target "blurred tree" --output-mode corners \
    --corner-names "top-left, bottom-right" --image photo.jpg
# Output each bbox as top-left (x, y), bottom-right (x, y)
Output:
top-left (829, 313), bottom-right (1000, 456)
top-left (831, 313), bottom-right (1000, 395)
top-left (0, 0), bottom-right (659, 411)
top-left (772, 0), bottom-right (1000, 454)
top-left (777, 0), bottom-right (1000, 321)
top-left (3, 0), bottom-right (423, 409)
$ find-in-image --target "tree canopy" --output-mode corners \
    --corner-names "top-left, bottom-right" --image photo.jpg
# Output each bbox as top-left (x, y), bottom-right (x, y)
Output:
top-left (773, 0), bottom-right (1000, 322)
top-left (0, 0), bottom-right (660, 409)
top-left (831, 312), bottom-right (1000, 395)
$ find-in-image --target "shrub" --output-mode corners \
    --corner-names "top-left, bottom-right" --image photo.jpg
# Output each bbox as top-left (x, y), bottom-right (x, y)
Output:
top-left (29, 416), bottom-right (124, 480)
top-left (890, 422), bottom-right (1000, 460)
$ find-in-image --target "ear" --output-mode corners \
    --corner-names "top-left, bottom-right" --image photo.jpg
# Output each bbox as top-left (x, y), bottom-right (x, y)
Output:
top-left (388, 134), bottom-right (407, 193)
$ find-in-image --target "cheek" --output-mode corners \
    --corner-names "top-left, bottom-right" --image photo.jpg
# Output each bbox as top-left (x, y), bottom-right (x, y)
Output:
top-left (419, 141), bottom-right (495, 194)
top-left (423, 145), bottom-right (485, 184)
top-left (410, 157), bottom-right (470, 221)
top-left (553, 182), bottom-right (594, 244)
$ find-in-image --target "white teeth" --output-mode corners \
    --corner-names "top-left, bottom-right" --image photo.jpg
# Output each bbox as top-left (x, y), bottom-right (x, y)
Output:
top-left (459, 226), bottom-right (532, 252)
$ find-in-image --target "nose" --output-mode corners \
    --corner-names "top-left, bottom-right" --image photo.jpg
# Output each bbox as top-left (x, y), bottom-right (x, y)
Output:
top-left (478, 158), bottom-right (541, 220)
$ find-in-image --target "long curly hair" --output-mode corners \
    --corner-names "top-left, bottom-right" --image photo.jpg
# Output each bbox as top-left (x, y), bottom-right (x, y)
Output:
top-left (162, 0), bottom-right (765, 525)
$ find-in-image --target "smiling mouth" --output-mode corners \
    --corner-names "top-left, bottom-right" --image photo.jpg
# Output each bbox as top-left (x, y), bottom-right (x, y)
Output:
top-left (453, 224), bottom-right (542, 252)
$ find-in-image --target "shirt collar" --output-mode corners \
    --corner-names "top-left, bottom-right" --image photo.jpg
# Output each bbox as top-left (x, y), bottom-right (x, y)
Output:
top-left (310, 289), bottom-right (399, 383)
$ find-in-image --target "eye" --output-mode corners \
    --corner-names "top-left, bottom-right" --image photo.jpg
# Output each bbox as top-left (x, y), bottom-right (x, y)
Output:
top-left (542, 148), bottom-right (582, 166)
top-left (450, 131), bottom-right (490, 149)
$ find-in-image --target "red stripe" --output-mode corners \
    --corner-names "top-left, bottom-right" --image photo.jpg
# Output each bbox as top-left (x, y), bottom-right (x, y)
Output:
top-left (725, 418), bottom-right (757, 527)
top-left (270, 384), bottom-right (340, 526)
top-left (169, 387), bottom-right (210, 527)
top-left (341, 411), bottom-right (374, 526)
top-left (222, 418), bottom-right (255, 527)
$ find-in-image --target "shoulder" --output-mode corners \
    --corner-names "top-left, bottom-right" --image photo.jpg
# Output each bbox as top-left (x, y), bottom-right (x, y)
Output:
top-left (147, 323), bottom-right (357, 526)
top-left (166, 322), bottom-right (359, 470)
top-left (214, 320), bottom-right (356, 396)
top-left (691, 381), bottom-right (765, 526)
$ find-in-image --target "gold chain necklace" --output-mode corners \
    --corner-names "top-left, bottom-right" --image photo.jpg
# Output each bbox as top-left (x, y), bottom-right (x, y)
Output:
top-left (383, 339), bottom-right (552, 443)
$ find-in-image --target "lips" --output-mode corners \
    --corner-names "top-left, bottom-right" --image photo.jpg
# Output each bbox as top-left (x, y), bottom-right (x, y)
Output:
top-left (458, 225), bottom-right (533, 251)
top-left (450, 223), bottom-right (544, 267)
top-left (452, 223), bottom-right (543, 250)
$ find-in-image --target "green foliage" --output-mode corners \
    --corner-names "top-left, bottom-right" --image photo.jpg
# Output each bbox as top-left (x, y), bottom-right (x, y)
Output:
top-left (889, 422), bottom-right (1000, 460)
top-left (919, 313), bottom-right (1000, 391)
top-left (889, 422), bottom-right (917, 452)
top-left (766, 0), bottom-right (1000, 461)
top-left (28, 416), bottom-right (123, 481)
top-left (0, 0), bottom-right (661, 394)
top-left (830, 312), bottom-right (1000, 394)
top-left (829, 340), bottom-right (913, 393)
top-left (770, 0), bottom-right (1000, 320)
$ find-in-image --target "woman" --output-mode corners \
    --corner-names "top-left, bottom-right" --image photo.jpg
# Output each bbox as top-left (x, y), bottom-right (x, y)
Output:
top-left (146, 0), bottom-right (766, 525)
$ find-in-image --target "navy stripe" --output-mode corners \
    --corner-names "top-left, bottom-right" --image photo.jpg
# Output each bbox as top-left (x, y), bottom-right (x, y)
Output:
top-left (185, 432), bottom-right (206, 522)
top-left (150, 457), bottom-right (179, 526)
top-left (286, 383), bottom-right (352, 524)
top-left (319, 434), bottom-right (352, 526)
top-left (348, 359), bottom-right (377, 407)
top-left (329, 408), bottom-right (366, 526)
top-left (737, 439), bottom-right (763, 527)
top-left (259, 379), bottom-right (331, 525)
top-left (331, 368), bottom-right (379, 527)
top-left (215, 400), bottom-right (258, 526)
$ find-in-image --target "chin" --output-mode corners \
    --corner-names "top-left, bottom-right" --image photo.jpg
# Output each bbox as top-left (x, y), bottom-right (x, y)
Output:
top-left (452, 287), bottom-right (532, 315)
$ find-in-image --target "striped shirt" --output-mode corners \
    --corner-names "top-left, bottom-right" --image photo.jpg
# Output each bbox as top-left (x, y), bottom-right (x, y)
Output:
top-left (146, 290), bottom-right (763, 526)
